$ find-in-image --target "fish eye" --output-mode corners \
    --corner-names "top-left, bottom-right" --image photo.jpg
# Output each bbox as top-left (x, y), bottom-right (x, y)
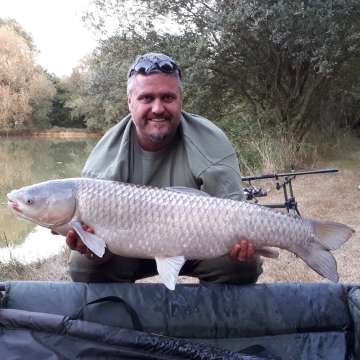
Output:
top-left (25, 197), bottom-right (34, 205)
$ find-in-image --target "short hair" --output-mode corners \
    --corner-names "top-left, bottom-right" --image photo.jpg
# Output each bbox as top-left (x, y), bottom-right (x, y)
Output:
top-left (127, 53), bottom-right (183, 94)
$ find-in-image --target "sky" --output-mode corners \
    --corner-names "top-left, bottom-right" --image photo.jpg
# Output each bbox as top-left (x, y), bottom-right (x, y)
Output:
top-left (1, 0), bottom-right (98, 77)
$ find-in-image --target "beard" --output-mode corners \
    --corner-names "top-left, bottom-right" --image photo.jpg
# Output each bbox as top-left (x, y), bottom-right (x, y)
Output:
top-left (136, 120), bottom-right (177, 143)
top-left (142, 131), bottom-right (173, 143)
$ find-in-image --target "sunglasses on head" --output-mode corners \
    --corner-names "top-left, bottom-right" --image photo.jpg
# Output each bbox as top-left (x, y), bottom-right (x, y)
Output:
top-left (129, 60), bottom-right (182, 78)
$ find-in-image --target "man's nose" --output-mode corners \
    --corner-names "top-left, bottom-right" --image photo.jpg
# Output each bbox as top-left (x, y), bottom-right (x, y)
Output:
top-left (151, 99), bottom-right (165, 114)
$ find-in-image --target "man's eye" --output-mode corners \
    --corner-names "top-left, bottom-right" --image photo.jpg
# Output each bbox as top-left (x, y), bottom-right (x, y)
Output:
top-left (140, 96), bottom-right (153, 102)
top-left (163, 95), bottom-right (175, 101)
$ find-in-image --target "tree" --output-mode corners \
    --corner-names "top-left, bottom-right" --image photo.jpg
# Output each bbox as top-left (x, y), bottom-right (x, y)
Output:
top-left (0, 19), bottom-right (55, 130)
top-left (63, 55), bottom-right (108, 131)
top-left (28, 68), bottom-right (57, 129)
top-left (85, 0), bottom-right (360, 142)
top-left (320, 55), bottom-right (360, 138)
top-left (0, 18), bottom-right (38, 52)
top-left (0, 24), bottom-right (34, 128)
top-left (46, 73), bottom-right (86, 128)
top-left (47, 73), bottom-right (70, 126)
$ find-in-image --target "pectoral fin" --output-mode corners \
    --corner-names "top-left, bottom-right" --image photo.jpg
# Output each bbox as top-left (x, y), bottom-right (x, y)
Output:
top-left (155, 256), bottom-right (186, 290)
top-left (69, 221), bottom-right (106, 258)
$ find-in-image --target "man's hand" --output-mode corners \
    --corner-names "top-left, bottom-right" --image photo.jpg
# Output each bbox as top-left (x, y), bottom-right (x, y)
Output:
top-left (65, 224), bottom-right (94, 255)
top-left (51, 224), bottom-right (113, 264)
top-left (229, 239), bottom-right (255, 262)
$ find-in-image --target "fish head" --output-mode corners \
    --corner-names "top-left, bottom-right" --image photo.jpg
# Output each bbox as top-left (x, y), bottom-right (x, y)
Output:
top-left (7, 181), bottom-right (76, 228)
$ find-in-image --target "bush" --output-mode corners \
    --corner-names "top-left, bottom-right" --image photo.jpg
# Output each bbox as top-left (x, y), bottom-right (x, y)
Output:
top-left (216, 112), bottom-right (316, 175)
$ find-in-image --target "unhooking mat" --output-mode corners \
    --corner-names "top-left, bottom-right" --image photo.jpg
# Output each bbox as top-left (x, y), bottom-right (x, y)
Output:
top-left (1, 281), bottom-right (360, 359)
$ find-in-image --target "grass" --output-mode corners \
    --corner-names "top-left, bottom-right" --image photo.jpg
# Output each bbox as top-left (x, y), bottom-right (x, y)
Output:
top-left (1, 143), bottom-right (359, 285)
top-left (256, 158), bottom-right (360, 284)
top-left (0, 242), bottom-right (71, 282)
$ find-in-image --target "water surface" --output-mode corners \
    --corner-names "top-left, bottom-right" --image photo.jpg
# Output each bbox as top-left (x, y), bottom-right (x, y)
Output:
top-left (0, 136), bottom-right (99, 263)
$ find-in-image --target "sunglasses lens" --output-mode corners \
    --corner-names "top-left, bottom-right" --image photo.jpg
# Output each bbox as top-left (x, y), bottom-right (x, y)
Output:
top-left (133, 61), bottom-right (154, 73)
top-left (158, 60), bottom-right (176, 73)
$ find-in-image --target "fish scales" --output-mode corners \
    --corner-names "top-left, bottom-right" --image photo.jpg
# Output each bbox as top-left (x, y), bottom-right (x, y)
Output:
top-left (7, 178), bottom-right (355, 289)
top-left (73, 179), bottom-right (313, 259)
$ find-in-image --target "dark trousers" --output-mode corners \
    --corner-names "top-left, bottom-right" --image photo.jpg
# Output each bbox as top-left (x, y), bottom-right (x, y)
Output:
top-left (68, 251), bottom-right (263, 285)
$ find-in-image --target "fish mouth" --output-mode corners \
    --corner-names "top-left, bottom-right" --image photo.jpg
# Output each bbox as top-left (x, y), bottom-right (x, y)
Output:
top-left (7, 196), bottom-right (21, 213)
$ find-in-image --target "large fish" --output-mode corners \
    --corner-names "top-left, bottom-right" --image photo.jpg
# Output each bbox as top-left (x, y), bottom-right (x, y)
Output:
top-left (7, 178), bottom-right (354, 289)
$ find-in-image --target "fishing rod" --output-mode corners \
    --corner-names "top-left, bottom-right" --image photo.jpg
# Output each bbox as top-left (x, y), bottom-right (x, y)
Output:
top-left (242, 167), bottom-right (338, 182)
top-left (242, 167), bottom-right (338, 216)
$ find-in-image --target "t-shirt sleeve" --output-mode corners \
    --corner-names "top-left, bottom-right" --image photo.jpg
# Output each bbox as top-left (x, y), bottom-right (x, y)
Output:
top-left (199, 153), bottom-right (245, 201)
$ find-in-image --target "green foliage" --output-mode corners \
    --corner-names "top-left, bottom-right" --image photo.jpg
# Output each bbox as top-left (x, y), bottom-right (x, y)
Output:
top-left (320, 55), bottom-right (360, 138)
top-left (214, 110), bottom-right (315, 174)
top-left (84, 0), bottom-right (360, 140)
top-left (28, 96), bottom-right (53, 129)
top-left (47, 73), bottom-right (86, 128)
top-left (28, 69), bottom-right (57, 129)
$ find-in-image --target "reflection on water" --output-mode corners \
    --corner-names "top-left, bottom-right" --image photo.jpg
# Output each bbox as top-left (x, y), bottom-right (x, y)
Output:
top-left (0, 226), bottom-right (67, 264)
top-left (0, 136), bottom-right (99, 263)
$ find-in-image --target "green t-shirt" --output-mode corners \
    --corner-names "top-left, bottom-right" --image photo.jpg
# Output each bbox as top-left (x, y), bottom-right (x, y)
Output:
top-left (82, 111), bottom-right (245, 201)
top-left (129, 127), bottom-right (199, 189)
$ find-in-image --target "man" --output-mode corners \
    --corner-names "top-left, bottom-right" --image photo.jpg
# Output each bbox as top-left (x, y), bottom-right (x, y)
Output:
top-left (64, 53), bottom-right (263, 285)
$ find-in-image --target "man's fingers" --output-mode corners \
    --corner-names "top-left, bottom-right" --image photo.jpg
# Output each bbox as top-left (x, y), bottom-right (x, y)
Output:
top-left (237, 240), bottom-right (248, 262)
top-left (82, 223), bottom-right (95, 234)
top-left (65, 229), bottom-right (77, 246)
top-left (66, 229), bottom-right (86, 252)
top-left (229, 239), bottom-right (256, 262)
top-left (65, 223), bottom-right (94, 255)
top-left (229, 244), bottom-right (241, 258)
top-left (246, 243), bottom-right (255, 262)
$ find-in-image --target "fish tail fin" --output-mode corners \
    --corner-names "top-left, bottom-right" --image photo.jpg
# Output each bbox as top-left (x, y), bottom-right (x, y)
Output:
top-left (299, 219), bottom-right (355, 283)
top-left (312, 219), bottom-right (355, 250)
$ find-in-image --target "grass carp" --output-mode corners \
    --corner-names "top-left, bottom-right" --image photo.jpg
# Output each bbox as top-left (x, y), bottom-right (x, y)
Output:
top-left (7, 178), bottom-right (355, 289)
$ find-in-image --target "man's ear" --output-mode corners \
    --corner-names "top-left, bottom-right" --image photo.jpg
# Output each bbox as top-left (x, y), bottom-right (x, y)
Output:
top-left (127, 94), bottom-right (132, 111)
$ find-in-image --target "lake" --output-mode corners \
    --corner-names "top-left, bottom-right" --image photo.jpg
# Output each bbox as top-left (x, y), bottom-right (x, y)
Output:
top-left (0, 136), bottom-right (99, 263)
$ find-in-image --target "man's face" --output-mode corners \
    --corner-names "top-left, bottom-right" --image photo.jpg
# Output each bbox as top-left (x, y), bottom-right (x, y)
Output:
top-left (128, 73), bottom-right (182, 151)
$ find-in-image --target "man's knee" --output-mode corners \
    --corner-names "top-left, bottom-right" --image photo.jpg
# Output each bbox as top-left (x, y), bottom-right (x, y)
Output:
top-left (67, 251), bottom-right (157, 283)
top-left (67, 250), bottom-right (123, 283)
top-left (182, 256), bottom-right (263, 285)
